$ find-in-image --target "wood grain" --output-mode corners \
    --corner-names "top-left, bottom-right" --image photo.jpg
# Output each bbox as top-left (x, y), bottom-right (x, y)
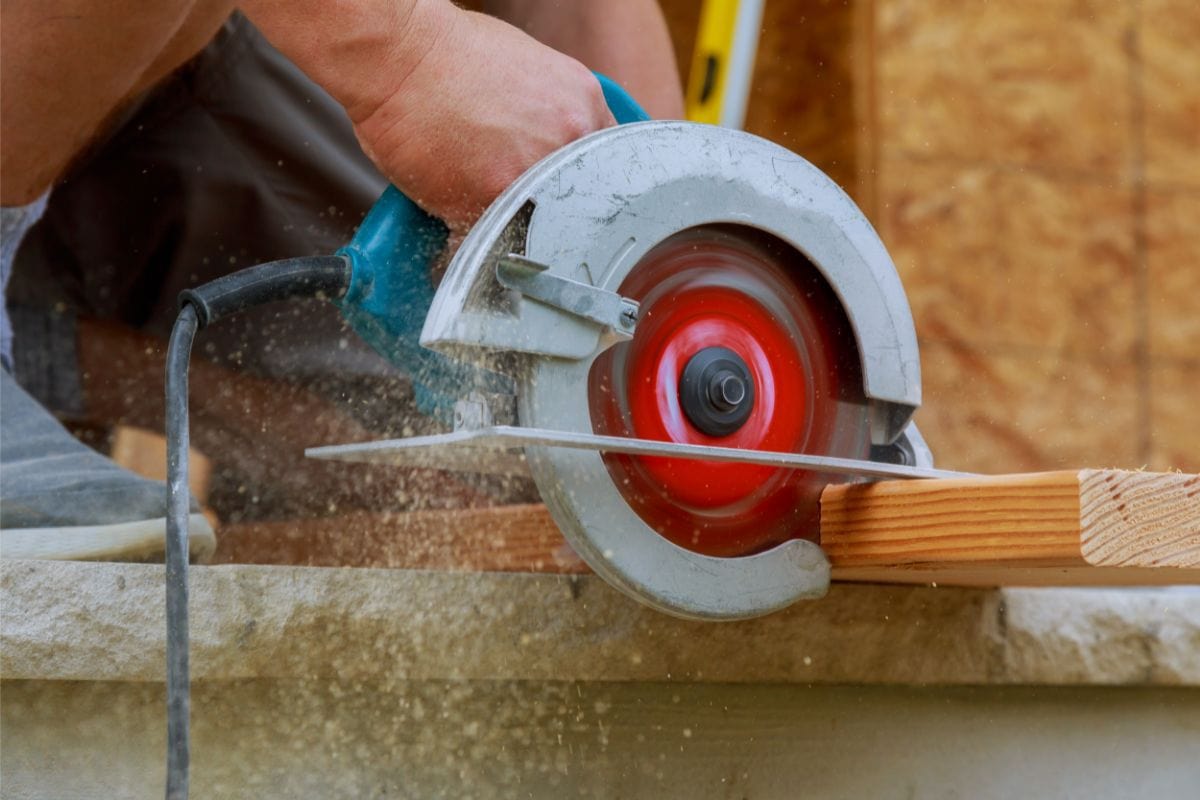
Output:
top-left (821, 469), bottom-right (1200, 585)
top-left (821, 472), bottom-right (1085, 566)
top-left (215, 470), bottom-right (1200, 587)
top-left (1078, 469), bottom-right (1200, 567)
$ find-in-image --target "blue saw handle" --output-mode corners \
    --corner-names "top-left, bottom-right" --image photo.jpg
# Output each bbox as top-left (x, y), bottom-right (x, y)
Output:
top-left (595, 73), bottom-right (652, 126)
top-left (337, 74), bottom-right (649, 422)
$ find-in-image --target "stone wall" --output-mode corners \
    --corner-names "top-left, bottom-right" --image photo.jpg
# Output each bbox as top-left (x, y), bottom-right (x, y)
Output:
top-left (3, 561), bottom-right (1199, 798)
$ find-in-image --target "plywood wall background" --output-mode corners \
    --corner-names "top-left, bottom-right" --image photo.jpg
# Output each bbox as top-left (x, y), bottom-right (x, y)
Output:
top-left (662, 0), bottom-right (1198, 475)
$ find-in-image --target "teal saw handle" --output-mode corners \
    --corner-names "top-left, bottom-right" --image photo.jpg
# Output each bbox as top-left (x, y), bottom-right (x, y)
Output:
top-left (337, 74), bottom-right (650, 422)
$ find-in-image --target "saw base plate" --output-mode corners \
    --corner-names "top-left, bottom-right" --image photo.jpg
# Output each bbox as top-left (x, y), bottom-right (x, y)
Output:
top-left (306, 425), bottom-right (970, 481)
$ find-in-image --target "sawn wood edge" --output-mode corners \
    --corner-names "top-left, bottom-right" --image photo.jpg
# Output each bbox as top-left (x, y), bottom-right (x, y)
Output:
top-left (820, 469), bottom-right (1200, 585)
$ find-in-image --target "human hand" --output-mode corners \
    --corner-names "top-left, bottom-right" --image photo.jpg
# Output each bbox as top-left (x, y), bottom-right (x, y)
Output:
top-left (349, 2), bottom-right (617, 231)
top-left (243, 0), bottom-right (616, 230)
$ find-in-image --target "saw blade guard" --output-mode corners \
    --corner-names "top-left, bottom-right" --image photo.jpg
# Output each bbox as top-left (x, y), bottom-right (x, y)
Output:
top-left (421, 122), bottom-right (920, 445)
top-left (332, 74), bottom-right (648, 422)
top-left (418, 122), bottom-right (923, 619)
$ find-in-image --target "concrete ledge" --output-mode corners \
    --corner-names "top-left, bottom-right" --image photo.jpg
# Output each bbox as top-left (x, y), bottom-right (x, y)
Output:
top-left (2, 559), bottom-right (1198, 685)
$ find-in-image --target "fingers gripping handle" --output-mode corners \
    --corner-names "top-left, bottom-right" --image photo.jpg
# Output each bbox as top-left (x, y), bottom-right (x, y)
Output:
top-left (336, 75), bottom-right (649, 421)
top-left (336, 184), bottom-right (464, 421)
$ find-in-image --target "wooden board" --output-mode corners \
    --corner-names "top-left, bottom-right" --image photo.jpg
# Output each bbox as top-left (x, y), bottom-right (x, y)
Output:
top-left (213, 503), bottom-right (584, 574)
top-left (821, 469), bottom-right (1200, 586)
top-left (214, 469), bottom-right (1200, 587)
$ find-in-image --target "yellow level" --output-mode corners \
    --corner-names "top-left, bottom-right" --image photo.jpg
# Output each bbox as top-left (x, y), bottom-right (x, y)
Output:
top-left (685, 0), bottom-right (764, 128)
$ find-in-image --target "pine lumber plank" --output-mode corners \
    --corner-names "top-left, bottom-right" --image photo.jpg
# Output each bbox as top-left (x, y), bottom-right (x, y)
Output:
top-left (214, 469), bottom-right (1199, 587)
top-left (820, 469), bottom-right (1200, 586)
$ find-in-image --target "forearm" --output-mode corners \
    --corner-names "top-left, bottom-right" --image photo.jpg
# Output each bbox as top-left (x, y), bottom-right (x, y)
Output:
top-left (242, 0), bottom-right (682, 120)
top-left (484, 0), bottom-right (683, 119)
top-left (238, 0), bottom-right (452, 124)
top-left (244, 0), bottom-right (614, 227)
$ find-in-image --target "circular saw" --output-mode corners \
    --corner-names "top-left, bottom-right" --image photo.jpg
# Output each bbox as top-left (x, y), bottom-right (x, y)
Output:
top-left (159, 77), bottom-right (962, 798)
top-left (309, 85), bottom-right (962, 620)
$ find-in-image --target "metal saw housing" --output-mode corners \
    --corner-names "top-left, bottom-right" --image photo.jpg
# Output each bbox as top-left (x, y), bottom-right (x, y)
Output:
top-left (422, 121), bottom-right (920, 446)
top-left (419, 121), bottom-right (923, 619)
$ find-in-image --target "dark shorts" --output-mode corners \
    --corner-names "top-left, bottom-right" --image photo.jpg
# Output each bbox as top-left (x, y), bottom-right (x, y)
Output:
top-left (9, 12), bottom-right (393, 412)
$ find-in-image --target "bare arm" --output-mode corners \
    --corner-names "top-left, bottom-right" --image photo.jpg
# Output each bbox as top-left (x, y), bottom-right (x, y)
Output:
top-left (3, 0), bottom-right (680, 227)
top-left (239, 0), bottom-right (616, 229)
top-left (484, 0), bottom-right (683, 119)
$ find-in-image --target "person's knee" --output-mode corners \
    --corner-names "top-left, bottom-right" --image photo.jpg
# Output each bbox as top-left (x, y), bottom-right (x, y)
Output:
top-left (0, 0), bottom-right (234, 204)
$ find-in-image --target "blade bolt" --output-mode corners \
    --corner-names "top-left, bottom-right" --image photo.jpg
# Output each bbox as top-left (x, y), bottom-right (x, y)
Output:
top-left (679, 347), bottom-right (755, 437)
top-left (709, 371), bottom-right (747, 410)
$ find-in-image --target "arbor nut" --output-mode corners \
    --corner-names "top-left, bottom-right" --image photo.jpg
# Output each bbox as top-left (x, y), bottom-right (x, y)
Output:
top-left (710, 371), bottom-right (747, 410)
top-left (679, 347), bottom-right (756, 437)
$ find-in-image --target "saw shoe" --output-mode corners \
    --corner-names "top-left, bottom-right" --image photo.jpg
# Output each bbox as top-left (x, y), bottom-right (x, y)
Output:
top-left (0, 370), bottom-right (215, 562)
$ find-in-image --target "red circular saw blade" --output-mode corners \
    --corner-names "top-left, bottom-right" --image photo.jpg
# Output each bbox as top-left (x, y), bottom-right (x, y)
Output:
top-left (589, 226), bottom-right (870, 557)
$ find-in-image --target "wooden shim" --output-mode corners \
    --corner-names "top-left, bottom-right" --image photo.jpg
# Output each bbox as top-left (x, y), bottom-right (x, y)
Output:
top-left (215, 470), bottom-right (1200, 587)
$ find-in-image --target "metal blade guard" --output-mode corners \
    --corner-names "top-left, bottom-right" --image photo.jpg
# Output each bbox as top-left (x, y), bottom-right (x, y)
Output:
top-left (313, 122), bottom-right (926, 620)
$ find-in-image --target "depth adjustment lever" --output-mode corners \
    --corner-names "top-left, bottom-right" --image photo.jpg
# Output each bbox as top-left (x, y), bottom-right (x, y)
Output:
top-left (496, 254), bottom-right (639, 339)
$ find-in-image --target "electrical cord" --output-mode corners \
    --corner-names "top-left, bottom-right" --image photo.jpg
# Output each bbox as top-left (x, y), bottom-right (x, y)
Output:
top-left (164, 255), bottom-right (351, 800)
top-left (164, 301), bottom-right (197, 800)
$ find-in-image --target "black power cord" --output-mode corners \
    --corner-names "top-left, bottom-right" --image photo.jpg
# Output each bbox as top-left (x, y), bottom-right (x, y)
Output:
top-left (164, 255), bottom-right (351, 800)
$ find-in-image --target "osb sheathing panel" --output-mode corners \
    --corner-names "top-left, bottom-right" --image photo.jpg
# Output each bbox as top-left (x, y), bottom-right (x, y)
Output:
top-left (914, 342), bottom-right (1138, 476)
top-left (741, 0), bottom-right (864, 196)
top-left (1145, 188), bottom-right (1200, 360)
top-left (1143, 0), bottom-right (1200, 187)
top-left (1150, 363), bottom-right (1199, 473)
top-left (661, 0), bottom-right (865, 199)
top-left (877, 157), bottom-right (1137, 356)
top-left (875, 0), bottom-right (1135, 176)
top-left (870, 0), bottom-right (1197, 475)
